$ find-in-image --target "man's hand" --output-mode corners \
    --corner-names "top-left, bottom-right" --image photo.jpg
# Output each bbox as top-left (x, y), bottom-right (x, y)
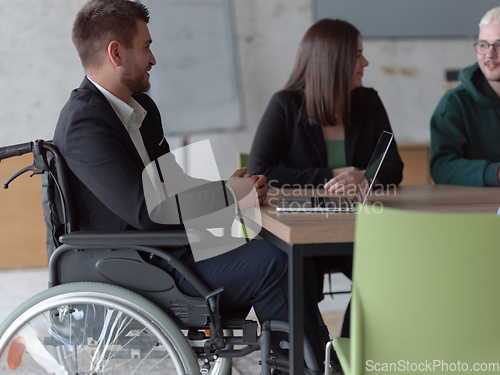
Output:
top-left (229, 167), bottom-right (268, 206)
top-left (243, 171), bottom-right (268, 205)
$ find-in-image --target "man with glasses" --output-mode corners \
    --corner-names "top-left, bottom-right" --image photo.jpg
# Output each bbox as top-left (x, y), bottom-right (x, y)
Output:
top-left (430, 6), bottom-right (500, 186)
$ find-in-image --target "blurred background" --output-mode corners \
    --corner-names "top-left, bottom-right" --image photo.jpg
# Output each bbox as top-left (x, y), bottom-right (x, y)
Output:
top-left (0, 0), bottom-right (494, 266)
top-left (0, 4), bottom-right (494, 369)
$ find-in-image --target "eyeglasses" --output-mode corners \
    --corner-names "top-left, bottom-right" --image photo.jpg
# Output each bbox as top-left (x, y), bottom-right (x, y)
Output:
top-left (474, 41), bottom-right (500, 55)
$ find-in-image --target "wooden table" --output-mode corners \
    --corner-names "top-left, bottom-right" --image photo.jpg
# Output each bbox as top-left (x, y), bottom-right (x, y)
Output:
top-left (250, 184), bottom-right (500, 375)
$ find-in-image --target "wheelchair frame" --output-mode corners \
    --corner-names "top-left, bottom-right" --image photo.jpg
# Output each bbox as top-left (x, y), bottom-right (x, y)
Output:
top-left (0, 139), bottom-right (321, 375)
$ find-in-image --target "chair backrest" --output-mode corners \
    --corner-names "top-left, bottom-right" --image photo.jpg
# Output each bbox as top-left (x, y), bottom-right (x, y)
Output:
top-left (237, 152), bottom-right (249, 169)
top-left (351, 207), bottom-right (500, 374)
top-left (39, 142), bottom-right (76, 257)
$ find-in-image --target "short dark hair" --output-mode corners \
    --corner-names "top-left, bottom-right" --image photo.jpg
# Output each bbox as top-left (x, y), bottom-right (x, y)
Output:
top-left (72, 0), bottom-right (150, 70)
top-left (284, 19), bottom-right (361, 127)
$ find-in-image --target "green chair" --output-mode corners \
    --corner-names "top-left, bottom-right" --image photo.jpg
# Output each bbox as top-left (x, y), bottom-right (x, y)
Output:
top-left (330, 206), bottom-right (500, 375)
top-left (235, 152), bottom-right (253, 239)
top-left (237, 152), bottom-right (249, 169)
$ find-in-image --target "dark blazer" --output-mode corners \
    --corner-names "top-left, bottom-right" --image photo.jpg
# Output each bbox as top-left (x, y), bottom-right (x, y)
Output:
top-left (54, 77), bottom-right (232, 233)
top-left (247, 88), bottom-right (404, 188)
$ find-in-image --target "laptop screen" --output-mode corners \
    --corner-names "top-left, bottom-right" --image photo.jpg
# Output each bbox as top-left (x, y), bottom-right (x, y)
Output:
top-left (354, 131), bottom-right (393, 204)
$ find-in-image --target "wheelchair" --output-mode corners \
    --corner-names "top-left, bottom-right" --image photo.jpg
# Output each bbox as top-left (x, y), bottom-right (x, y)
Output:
top-left (0, 140), bottom-right (323, 374)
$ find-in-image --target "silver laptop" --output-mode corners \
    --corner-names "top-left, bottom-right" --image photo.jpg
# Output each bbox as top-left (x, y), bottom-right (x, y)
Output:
top-left (275, 131), bottom-right (393, 213)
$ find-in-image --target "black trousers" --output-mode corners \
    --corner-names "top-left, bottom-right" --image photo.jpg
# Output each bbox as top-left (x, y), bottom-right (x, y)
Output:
top-left (157, 239), bottom-right (329, 369)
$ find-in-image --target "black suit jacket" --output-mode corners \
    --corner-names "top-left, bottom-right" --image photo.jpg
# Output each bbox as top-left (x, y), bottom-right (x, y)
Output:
top-left (247, 88), bottom-right (404, 188)
top-left (54, 78), bottom-right (232, 233)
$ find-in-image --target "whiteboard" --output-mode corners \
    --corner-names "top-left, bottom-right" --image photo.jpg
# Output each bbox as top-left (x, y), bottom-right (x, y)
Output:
top-left (142, 0), bottom-right (244, 135)
top-left (315, 0), bottom-right (500, 38)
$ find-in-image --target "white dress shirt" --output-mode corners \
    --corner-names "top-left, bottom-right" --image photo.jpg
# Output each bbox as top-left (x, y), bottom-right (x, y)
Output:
top-left (88, 78), bottom-right (151, 167)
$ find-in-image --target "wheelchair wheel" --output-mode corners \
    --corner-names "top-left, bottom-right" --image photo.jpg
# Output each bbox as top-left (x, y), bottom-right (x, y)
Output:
top-left (0, 282), bottom-right (200, 374)
top-left (209, 359), bottom-right (231, 375)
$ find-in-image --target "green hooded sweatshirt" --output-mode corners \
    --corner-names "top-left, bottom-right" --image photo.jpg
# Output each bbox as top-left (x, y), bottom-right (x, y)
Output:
top-left (430, 63), bottom-right (500, 186)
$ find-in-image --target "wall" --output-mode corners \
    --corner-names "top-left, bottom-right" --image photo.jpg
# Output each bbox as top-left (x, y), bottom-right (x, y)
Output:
top-left (188, 0), bottom-right (315, 176)
top-left (0, 0), bottom-right (87, 144)
top-left (362, 38), bottom-right (476, 142)
top-left (0, 0), bottom-right (479, 177)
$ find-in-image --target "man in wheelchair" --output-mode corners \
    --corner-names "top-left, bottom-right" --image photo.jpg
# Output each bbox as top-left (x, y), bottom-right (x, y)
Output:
top-left (17, 0), bottom-right (340, 374)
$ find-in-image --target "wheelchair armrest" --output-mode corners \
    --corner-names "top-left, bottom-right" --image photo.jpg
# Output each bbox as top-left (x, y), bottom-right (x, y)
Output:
top-left (59, 230), bottom-right (190, 248)
top-left (53, 230), bottom-right (209, 295)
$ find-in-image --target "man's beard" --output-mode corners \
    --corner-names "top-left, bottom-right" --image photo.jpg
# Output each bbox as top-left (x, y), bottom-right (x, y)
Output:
top-left (120, 68), bottom-right (150, 95)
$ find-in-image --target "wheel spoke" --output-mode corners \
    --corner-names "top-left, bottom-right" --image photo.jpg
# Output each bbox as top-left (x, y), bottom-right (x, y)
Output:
top-left (0, 283), bottom-right (200, 374)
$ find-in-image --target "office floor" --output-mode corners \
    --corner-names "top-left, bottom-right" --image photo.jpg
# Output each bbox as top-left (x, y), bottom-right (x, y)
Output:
top-left (0, 268), bottom-right (350, 375)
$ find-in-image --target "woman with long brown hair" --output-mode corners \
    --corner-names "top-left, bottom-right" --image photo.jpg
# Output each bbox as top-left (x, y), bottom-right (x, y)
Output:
top-left (248, 20), bottom-right (403, 349)
top-left (248, 19), bottom-right (403, 194)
